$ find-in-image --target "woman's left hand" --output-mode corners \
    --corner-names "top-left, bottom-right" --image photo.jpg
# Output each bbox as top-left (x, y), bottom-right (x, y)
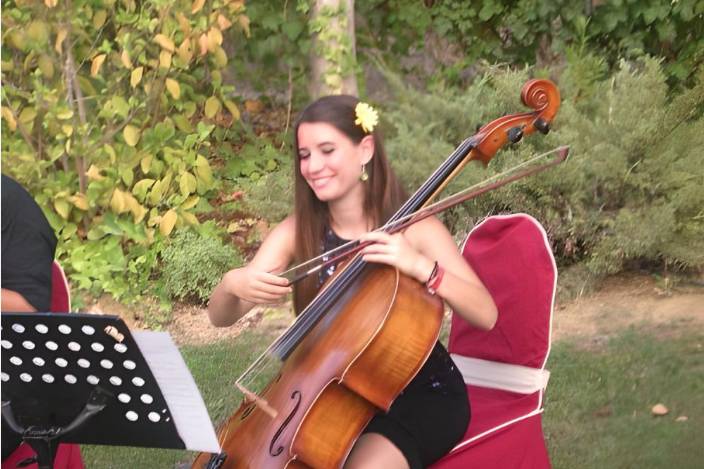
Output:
top-left (359, 231), bottom-right (434, 283)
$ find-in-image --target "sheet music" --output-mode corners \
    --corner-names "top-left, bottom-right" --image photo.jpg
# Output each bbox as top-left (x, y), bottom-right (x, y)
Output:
top-left (133, 331), bottom-right (220, 453)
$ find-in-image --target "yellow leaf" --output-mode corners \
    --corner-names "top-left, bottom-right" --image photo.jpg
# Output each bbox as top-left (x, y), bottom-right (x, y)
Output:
top-left (148, 180), bottom-right (164, 205)
top-left (198, 33), bottom-right (209, 56)
top-left (120, 50), bottom-right (132, 69)
top-left (103, 144), bottom-right (117, 163)
top-left (131, 67), bottom-right (145, 88)
top-left (140, 154), bottom-right (153, 173)
top-left (53, 198), bottom-right (70, 219)
top-left (217, 14), bottom-right (233, 31)
top-left (224, 99), bottom-right (241, 121)
top-left (56, 109), bottom-right (73, 120)
top-left (90, 53), bottom-right (106, 77)
top-left (159, 209), bottom-right (178, 236)
top-left (204, 96), bottom-right (221, 119)
top-left (123, 125), bottom-right (141, 147)
top-left (132, 204), bottom-right (148, 224)
top-left (165, 78), bottom-right (181, 100)
top-left (194, 154), bottom-right (209, 167)
top-left (159, 50), bottom-right (172, 69)
top-left (54, 28), bottom-right (67, 53)
top-left (207, 27), bottom-right (223, 51)
top-left (70, 193), bottom-right (89, 210)
top-left (61, 124), bottom-right (73, 136)
top-left (238, 14), bottom-right (251, 38)
top-left (179, 172), bottom-right (197, 196)
top-left (123, 191), bottom-right (140, 214)
top-left (176, 12), bottom-right (191, 36)
top-left (93, 10), bottom-right (107, 29)
top-left (110, 189), bottom-right (127, 214)
top-left (181, 195), bottom-right (200, 210)
top-left (153, 34), bottom-right (175, 53)
top-left (191, 0), bottom-right (205, 14)
top-left (44, 0), bottom-right (58, 8)
top-left (180, 211), bottom-right (199, 226)
top-left (177, 39), bottom-right (193, 64)
top-left (86, 164), bottom-right (105, 181)
top-left (1, 107), bottom-right (17, 131)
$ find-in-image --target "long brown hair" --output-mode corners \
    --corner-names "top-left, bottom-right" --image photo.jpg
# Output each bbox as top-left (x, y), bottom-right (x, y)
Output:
top-left (292, 95), bottom-right (407, 313)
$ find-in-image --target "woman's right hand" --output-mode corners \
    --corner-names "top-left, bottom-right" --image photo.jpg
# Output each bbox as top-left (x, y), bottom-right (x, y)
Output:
top-left (224, 267), bottom-right (292, 305)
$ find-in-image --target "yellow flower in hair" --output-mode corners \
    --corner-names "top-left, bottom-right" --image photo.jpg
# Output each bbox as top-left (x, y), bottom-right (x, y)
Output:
top-left (354, 102), bottom-right (379, 133)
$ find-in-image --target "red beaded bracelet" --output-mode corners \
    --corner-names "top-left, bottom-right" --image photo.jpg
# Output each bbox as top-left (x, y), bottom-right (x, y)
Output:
top-left (425, 261), bottom-right (445, 295)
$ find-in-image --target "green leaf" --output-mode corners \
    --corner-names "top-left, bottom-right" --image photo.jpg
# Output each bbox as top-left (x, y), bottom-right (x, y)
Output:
top-left (54, 198), bottom-right (71, 219)
top-left (112, 96), bottom-right (130, 119)
top-left (132, 178), bottom-right (156, 201)
top-left (173, 114), bottom-right (193, 132)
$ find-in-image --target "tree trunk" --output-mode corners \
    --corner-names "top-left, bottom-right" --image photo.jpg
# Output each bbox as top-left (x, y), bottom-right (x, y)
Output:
top-left (309, 0), bottom-right (358, 99)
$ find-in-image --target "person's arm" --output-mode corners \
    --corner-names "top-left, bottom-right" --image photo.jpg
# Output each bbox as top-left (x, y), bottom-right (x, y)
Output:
top-left (1, 288), bottom-right (38, 312)
top-left (208, 216), bottom-right (296, 327)
top-left (360, 217), bottom-right (497, 330)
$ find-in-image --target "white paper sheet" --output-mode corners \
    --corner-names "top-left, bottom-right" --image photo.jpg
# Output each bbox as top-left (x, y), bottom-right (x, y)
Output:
top-left (133, 331), bottom-right (220, 453)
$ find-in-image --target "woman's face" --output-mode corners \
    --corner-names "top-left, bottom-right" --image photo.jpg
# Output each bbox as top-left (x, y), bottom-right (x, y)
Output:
top-left (297, 122), bottom-right (372, 203)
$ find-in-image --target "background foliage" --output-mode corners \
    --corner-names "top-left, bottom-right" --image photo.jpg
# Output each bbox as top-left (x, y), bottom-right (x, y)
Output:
top-left (2, 0), bottom-right (703, 308)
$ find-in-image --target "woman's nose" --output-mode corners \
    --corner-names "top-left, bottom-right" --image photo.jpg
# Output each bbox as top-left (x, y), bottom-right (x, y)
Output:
top-left (307, 152), bottom-right (324, 173)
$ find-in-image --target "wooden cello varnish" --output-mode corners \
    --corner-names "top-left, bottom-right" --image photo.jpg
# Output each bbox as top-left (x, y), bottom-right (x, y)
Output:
top-left (193, 265), bottom-right (443, 468)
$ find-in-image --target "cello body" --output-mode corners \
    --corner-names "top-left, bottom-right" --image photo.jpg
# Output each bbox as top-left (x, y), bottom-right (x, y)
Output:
top-left (193, 265), bottom-right (443, 468)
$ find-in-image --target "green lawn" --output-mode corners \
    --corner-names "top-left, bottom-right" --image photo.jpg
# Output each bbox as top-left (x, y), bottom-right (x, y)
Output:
top-left (81, 327), bottom-right (703, 468)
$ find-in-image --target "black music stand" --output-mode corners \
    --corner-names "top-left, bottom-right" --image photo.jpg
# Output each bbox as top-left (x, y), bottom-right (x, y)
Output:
top-left (1, 312), bottom-right (220, 468)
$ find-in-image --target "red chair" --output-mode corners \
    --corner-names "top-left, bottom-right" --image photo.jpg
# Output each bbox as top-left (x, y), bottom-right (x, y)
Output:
top-left (2, 261), bottom-right (85, 469)
top-left (431, 214), bottom-right (556, 469)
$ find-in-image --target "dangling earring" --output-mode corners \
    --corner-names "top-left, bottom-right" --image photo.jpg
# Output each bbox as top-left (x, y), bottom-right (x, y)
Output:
top-left (360, 164), bottom-right (369, 182)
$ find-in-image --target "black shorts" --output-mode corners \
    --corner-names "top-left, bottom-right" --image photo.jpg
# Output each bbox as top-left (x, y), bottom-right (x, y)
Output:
top-left (363, 342), bottom-right (470, 468)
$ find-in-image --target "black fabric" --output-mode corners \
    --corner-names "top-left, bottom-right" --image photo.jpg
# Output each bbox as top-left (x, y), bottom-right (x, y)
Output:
top-left (320, 227), bottom-right (471, 468)
top-left (1, 174), bottom-right (57, 312)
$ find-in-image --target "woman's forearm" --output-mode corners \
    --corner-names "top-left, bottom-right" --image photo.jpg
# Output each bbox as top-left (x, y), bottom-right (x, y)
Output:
top-left (207, 269), bottom-right (254, 327)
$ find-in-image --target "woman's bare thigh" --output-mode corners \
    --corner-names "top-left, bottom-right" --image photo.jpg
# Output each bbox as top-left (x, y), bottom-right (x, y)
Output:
top-left (344, 433), bottom-right (410, 469)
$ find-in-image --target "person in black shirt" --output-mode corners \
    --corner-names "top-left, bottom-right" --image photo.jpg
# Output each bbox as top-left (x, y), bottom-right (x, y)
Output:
top-left (1, 174), bottom-right (58, 313)
top-left (1, 174), bottom-right (59, 460)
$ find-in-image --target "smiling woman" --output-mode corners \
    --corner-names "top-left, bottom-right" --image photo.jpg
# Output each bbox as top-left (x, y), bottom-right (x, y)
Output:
top-left (205, 95), bottom-right (497, 469)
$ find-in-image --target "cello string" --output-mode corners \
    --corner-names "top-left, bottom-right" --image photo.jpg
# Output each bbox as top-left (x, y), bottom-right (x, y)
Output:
top-left (270, 145), bottom-right (566, 360)
top-left (267, 146), bottom-right (562, 364)
top-left (244, 145), bottom-right (564, 386)
top-left (263, 139), bottom-right (472, 360)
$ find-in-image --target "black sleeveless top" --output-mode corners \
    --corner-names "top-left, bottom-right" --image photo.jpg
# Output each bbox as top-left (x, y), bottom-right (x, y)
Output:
top-left (320, 227), bottom-right (470, 468)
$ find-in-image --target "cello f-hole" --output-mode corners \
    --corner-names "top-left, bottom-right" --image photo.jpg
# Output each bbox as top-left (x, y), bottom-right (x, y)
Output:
top-left (269, 390), bottom-right (302, 457)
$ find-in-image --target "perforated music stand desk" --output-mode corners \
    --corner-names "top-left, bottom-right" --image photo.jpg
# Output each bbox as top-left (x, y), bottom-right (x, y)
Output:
top-left (1, 312), bottom-right (220, 468)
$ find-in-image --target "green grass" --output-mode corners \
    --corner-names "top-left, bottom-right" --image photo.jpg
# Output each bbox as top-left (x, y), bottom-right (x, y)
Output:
top-left (545, 329), bottom-right (704, 468)
top-left (80, 327), bottom-right (703, 468)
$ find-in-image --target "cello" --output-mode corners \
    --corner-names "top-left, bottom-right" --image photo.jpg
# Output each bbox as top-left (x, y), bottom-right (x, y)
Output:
top-left (193, 79), bottom-right (561, 469)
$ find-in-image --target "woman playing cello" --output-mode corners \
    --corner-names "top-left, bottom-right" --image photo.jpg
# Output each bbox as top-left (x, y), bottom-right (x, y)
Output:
top-left (207, 95), bottom-right (497, 469)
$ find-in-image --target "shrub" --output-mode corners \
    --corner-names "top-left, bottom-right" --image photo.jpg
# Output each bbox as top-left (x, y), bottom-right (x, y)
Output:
top-left (379, 58), bottom-right (704, 278)
top-left (160, 228), bottom-right (243, 304)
